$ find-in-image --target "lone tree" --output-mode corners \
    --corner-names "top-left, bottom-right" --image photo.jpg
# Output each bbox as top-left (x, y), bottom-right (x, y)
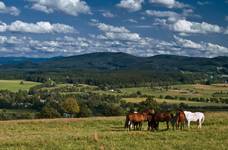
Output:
top-left (61, 97), bottom-right (80, 117)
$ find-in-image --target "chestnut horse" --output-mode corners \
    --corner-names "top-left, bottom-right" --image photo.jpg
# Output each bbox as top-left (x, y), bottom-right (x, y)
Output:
top-left (151, 112), bottom-right (172, 130)
top-left (171, 111), bottom-right (186, 130)
top-left (176, 111), bottom-right (186, 130)
top-left (125, 109), bottom-right (154, 130)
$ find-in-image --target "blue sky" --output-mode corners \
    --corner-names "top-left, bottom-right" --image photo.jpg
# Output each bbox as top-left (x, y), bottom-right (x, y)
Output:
top-left (0, 0), bottom-right (227, 57)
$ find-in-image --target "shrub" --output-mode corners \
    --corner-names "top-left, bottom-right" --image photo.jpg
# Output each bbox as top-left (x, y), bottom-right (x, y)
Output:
top-left (61, 97), bottom-right (80, 117)
top-left (165, 95), bottom-right (175, 99)
top-left (38, 104), bottom-right (61, 118)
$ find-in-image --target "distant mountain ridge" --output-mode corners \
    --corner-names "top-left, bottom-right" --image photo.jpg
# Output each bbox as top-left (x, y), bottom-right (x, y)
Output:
top-left (1, 52), bottom-right (228, 71)
top-left (1, 52), bottom-right (228, 72)
top-left (0, 52), bottom-right (228, 86)
top-left (39, 52), bottom-right (228, 72)
top-left (0, 57), bottom-right (48, 65)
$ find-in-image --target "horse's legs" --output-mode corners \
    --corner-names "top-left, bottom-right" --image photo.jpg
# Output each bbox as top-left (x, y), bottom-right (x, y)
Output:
top-left (198, 120), bottom-right (202, 128)
top-left (180, 122), bottom-right (183, 130)
top-left (136, 122), bottom-right (140, 130)
top-left (127, 121), bottom-right (130, 130)
top-left (150, 121), bottom-right (156, 131)
top-left (147, 121), bottom-right (151, 131)
top-left (188, 121), bottom-right (190, 128)
top-left (156, 122), bottom-right (159, 130)
top-left (176, 121), bottom-right (179, 130)
top-left (129, 122), bottom-right (131, 131)
top-left (166, 121), bottom-right (169, 130)
top-left (135, 123), bottom-right (138, 130)
top-left (172, 122), bottom-right (175, 130)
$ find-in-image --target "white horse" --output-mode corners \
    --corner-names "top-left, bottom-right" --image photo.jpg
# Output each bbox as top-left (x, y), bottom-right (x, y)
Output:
top-left (184, 111), bottom-right (205, 128)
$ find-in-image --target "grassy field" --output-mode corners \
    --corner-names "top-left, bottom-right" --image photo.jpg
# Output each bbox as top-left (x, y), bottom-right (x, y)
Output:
top-left (0, 112), bottom-right (227, 150)
top-left (37, 82), bottom-right (228, 107)
top-left (120, 84), bottom-right (228, 98)
top-left (0, 80), bottom-right (40, 92)
top-left (14, 80), bottom-right (227, 101)
top-left (0, 109), bottom-right (37, 118)
top-left (123, 97), bottom-right (228, 107)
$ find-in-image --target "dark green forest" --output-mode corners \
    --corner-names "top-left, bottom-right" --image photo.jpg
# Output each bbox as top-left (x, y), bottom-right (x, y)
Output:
top-left (1, 52), bottom-right (228, 87)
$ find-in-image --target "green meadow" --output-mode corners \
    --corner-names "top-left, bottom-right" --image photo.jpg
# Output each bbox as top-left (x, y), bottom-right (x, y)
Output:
top-left (120, 84), bottom-right (228, 98)
top-left (123, 97), bottom-right (228, 107)
top-left (0, 112), bottom-right (227, 150)
top-left (0, 80), bottom-right (40, 92)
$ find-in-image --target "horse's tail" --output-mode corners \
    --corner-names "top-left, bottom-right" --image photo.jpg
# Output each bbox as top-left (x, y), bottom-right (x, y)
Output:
top-left (201, 114), bottom-right (205, 124)
top-left (124, 115), bottom-right (129, 128)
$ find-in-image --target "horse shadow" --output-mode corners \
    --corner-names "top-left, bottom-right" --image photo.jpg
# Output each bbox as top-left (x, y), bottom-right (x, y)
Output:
top-left (155, 128), bottom-right (169, 132)
top-left (102, 126), bottom-right (153, 132)
top-left (100, 126), bottom-right (126, 132)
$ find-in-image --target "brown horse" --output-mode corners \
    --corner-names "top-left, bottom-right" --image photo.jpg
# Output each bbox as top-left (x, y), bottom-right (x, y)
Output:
top-left (171, 111), bottom-right (186, 130)
top-left (151, 112), bottom-right (172, 130)
top-left (124, 109), bottom-right (154, 130)
top-left (147, 114), bottom-right (158, 131)
top-left (175, 111), bottom-right (186, 130)
top-left (128, 113), bottom-right (147, 130)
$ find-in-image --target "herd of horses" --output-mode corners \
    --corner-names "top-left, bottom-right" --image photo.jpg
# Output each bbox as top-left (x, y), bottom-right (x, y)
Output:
top-left (124, 109), bottom-right (205, 131)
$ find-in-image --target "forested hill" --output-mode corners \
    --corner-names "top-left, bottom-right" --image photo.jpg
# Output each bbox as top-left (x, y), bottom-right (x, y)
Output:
top-left (0, 57), bottom-right (48, 65)
top-left (1, 52), bottom-right (228, 86)
top-left (36, 53), bottom-right (228, 72)
top-left (2, 52), bottom-right (228, 72)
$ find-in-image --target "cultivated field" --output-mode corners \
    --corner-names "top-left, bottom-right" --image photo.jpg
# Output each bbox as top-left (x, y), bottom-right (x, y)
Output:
top-left (120, 84), bottom-right (228, 98)
top-left (123, 97), bottom-right (228, 107)
top-left (0, 80), bottom-right (40, 92)
top-left (0, 112), bottom-right (227, 150)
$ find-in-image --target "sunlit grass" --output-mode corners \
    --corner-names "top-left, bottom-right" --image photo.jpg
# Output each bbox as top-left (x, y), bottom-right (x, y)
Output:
top-left (0, 112), bottom-right (227, 149)
top-left (121, 84), bottom-right (228, 98)
top-left (0, 80), bottom-right (40, 92)
top-left (123, 97), bottom-right (228, 107)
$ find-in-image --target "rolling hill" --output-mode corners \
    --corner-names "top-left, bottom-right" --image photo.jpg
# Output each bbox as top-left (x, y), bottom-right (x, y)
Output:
top-left (0, 57), bottom-right (48, 65)
top-left (22, 52), bottom-right (228, 72)
top-left (0, 52), bottom-right (228, 86)
top-left (2, 52), bottom-right (228, 72)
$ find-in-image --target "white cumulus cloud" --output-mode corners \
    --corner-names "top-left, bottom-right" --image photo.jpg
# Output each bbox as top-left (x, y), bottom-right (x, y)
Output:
top-left (94, 23), bottom-right (141, 41)
top-left (172, 19), bottom-right (221, 34)
top-left (145, 10), bottom-right (182, 22)
top-left (0, 20), bottom-right (76, 34)
top-left (102, 11), bottom-right (115, 18)
top-left (117, 0), bottom-right (144, 12)
top-left (27, 0), bottom-right (90, 16)
top-left (174, 36), bottom-right (228, 57)
top-left (174, 36), bottom-right (202, 49)
top-left (0, 1), bottom-right (20, 16)
top-left (1, 33), bottom-right (228, 58)
top-left (31, 3), bottom-right (54, 13)
top-left (149, 0), bottom-right (188, 8)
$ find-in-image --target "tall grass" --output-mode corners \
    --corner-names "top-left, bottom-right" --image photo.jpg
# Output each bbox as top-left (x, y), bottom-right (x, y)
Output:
top-left (0, 112), bottom-right (227, 149)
